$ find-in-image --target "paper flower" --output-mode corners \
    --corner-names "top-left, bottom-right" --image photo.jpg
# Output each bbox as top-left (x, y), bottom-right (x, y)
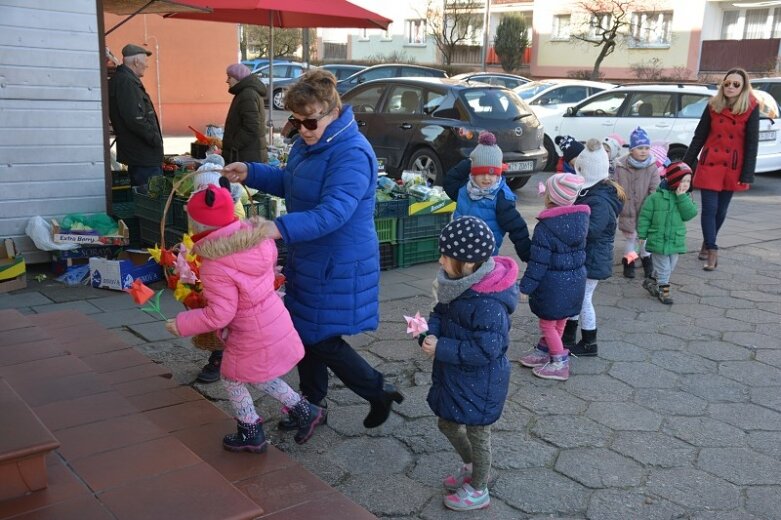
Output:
top-left (624, 251), bottom-right (640, 264)
top-left (404, 312), bottom-right (429, 338)
top-left (538, 181), bottom-right (546, 196)
top-left (176, 250), bottom-right (198, 284)
top-left (127, 279), bottom-right (154, 305)
top-left (160, 249), bottom-right (177, 267)
top-left (147, 244), bottom-right (162, 263)
top-left (183, 290), bottom-right (205, 309)
top-left (174, 281), bottom-right (193, 302)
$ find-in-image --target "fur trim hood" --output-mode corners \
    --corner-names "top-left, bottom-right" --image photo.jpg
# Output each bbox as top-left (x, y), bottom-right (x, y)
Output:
top-left (193, 217), bottom-right (277, 276)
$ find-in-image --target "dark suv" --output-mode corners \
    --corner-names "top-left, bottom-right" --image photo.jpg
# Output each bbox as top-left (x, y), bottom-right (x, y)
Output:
top-left (342, 77), bottom-right (547, 189)
top-left (336, 64), bottom-right (447, 96)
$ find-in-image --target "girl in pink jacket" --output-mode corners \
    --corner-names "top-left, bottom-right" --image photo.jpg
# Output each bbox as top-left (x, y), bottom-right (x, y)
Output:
top-left (165, 178), bottom-right (324, 453)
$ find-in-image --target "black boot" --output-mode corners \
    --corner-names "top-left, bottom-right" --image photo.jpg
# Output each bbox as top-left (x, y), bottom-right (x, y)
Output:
top-left (223, 418), bottom-right (267, 453)
top-left (196, 350), bottom-right (223, 384)
top-left (278, 400), bottom-right (327, 431)
top-left (364, 383), bottom-right (405, 429)
top-left (641, 256), bottom-right (654, 280)
top-left (643, 276), bottom-right (659, 297)
top-left (622, 257), bottom-right (636, 279)
top-left (285, 398), bottom-right (326, 444)
top-left (570, 329), bottom-right (598, 357)
top-left (562, 320), bottom-right (578, 350)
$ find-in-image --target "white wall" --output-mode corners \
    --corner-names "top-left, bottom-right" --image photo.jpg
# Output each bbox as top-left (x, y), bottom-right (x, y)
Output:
top-left (0, 0), bottom-right (105, 263)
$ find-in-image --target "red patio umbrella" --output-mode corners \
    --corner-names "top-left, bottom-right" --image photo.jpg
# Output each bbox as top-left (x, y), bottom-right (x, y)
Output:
top-left (166, 0), bottom-right (391, 141)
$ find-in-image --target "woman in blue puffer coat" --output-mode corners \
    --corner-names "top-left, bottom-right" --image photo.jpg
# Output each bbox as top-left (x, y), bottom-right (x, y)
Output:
top-left (222, 70), bottom-right (403, 437)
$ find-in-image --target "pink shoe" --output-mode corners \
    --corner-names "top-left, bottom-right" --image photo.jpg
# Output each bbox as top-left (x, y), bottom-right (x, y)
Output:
top-left (532, 353), bottom-right (570, 381)
top-left (444, 484), bottom-right (490, 511)
top-left (442, 464), bottom-right (472, 492)
top-left (519, 345), bottom-right (549, 368)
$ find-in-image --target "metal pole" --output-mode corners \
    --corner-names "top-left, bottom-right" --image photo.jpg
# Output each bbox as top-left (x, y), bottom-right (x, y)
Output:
top-left (481, 0), bottom-right (491, 72)
top-left (268, 12), bottom-right (275, 148)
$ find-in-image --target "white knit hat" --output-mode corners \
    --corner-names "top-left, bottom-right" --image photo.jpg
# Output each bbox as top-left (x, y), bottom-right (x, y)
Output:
top-left (575, 138), bottom-right (609, 189)
top-left (602, 136), bottom-right (622, 161)
top-left (193, 154), bottom-right (225, 192)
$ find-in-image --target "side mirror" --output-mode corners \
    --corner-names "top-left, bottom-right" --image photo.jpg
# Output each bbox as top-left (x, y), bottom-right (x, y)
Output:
top-left (357, 77), bottom-right (366, 84)
top-left (565, 106), bottom-right (576, 116)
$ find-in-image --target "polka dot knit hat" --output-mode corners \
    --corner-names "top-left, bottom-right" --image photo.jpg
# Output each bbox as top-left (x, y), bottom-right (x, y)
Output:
top-left (438, 216), bottom-right (496, 263)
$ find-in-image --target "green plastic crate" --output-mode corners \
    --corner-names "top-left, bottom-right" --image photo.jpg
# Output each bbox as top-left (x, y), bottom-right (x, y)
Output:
top-left (138, 218), bottom-right (185, 247)
top-left (171, 197), bottom-right (189, 230)
top-left (111, 186), bottom-right (133, 203)
top-left (249, 193), bottom-right (271, 219)
top-left (133, 188), bottom-right (173, 226)
top-left (375, 196), bottom-right (409, 218)
top-left (374, 218), bottom-right (397, 243)
top-left (111, 201), bottom-right (136, 220)
top-left (396, 238), bottom-right (440, 268)
top-left (397, 213), bottom-right (452, 241)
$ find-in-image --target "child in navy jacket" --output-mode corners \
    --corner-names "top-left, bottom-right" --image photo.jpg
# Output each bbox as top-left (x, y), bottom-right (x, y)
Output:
top-left (421, 216), bottom-right (518, 511)
top-left (444, 131), bottom-right (531, 262)
top-left (519, 173), bottom-right (590, 381)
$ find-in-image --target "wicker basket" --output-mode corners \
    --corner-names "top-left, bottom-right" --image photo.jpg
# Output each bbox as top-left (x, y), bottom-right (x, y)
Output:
top-left (161, 171), bottom-right (259, 352)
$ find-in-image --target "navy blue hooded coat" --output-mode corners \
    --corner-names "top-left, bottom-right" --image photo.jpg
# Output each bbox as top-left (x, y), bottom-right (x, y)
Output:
top-left (575, 181), bottom-right (623, 280)
top-left (520, 204), bottom-right (590, 320)
top-left (427, 257), bottom-right (519, 426)
top-left (245, 106), bottom-right (379, 345)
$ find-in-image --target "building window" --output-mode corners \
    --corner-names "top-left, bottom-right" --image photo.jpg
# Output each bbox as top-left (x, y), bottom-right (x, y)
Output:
top-left (721, 11), bottom-right (741, 40)
top-left (722, 8), bottom-right (779, 40)
top-left (406, 19), bottom-right (427, 44)
top-left (552, 14), bottom-right (571, 40)
top-left (588, 13), bottom-right (612, 41)
top-left (629, 11), bottom-right (672, 47)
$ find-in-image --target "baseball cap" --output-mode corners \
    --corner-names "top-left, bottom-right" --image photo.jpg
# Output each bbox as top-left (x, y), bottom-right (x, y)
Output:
top-left (122, 44), bottom-right (152, 57)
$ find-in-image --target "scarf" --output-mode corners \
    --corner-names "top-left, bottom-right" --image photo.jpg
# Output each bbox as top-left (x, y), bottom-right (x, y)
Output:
top-left (433, 257), bottom-right (495, 305)
top-left (627, 154), bottom-right (655, 169)
top-left (466, 178), bottom-right (501, 201)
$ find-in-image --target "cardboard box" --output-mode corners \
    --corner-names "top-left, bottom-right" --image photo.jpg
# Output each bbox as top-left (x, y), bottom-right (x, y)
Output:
top-left (89, 250), bottom-right (163, 291)
top-left (408, 199), bottom-right (456, 216)
top-left (52, 219), bottom-right (130, 246)
top-left (0, 239), bottom-right (26, 293)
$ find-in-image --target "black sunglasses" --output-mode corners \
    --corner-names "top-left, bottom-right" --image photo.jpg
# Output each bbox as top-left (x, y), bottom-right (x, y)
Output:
top-left (288, 107), bottom-right (333, 131)
top-left (723, 80), bottom-right (743, 89)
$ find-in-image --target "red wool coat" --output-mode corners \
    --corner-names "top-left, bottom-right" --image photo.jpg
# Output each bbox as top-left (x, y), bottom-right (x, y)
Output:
top-left (684, 98), bottom-right (759, 192)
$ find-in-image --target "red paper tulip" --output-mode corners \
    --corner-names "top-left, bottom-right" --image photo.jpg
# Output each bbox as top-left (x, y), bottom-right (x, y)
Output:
top-left (160, 249), bottom-right (176, 267)
top-left (127, 279), bottom-right (154, 305)
top-left (167, 274), bottom-right (180, 290)
top-left (183, 290), bottom-right (205, 309)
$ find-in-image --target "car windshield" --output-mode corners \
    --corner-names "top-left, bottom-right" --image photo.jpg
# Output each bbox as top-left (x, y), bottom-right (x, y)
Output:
top-left (514, 81), bottom-right (553, 100)
top-left (461, 88), bottom-right (531, 120)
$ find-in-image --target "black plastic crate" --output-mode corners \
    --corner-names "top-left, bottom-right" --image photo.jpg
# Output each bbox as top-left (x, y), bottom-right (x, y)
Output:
top-left (275, 239), bottom-right (287, 266)
top-left (111, 186), bottom-right (133, 203)
top-left (138, 218), bottom-right (185, 247)
top-left (379, 242), bottom-right (397, 270)
top-left (111, 170), bottom-right (130, 187)
top-left (171, 197), bottom-right (189, 230)
top-left (110, 201), bottom-right (136, 220)
top-left (375, 196), bottom-right (409, 218)
top-left (133, 188), bottom-right (173, 226)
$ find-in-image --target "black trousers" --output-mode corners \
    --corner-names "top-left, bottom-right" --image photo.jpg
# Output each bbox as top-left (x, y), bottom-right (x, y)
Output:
top-left (297, 336), bottom-right (384, 404)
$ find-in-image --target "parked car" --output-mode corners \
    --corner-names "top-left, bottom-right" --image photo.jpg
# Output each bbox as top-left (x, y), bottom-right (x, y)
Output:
top-left (515, 79), bottom-right (615, 170)
top-left (241, 58), bottom-right (290, 74)
top-left (253, 61), bottom-right (307, 85)
top-left (336, 64), bottom-right (447, 95)
top-left (450, 72), bottom-right (531, 90)
top-left (750, 77), bottom-right (781, 108)
top-left (546, 83), bottom-right (781, 174)
top-left (321, 63), bottom-right (367, 81)
top-left (268, 64), bottom-right (368, 110)
top-left (342, 77), bottom-right (547, 189)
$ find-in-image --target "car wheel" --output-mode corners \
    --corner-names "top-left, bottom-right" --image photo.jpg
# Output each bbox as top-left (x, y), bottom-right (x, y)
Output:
top-left (507, 176), bottom-right (531, 191)
top-left (543, 135), bottom-right (558, 172)
top-left (272, 89), bottom-right (286, 110)
top-left (407, 148), bottom-right (443, 186)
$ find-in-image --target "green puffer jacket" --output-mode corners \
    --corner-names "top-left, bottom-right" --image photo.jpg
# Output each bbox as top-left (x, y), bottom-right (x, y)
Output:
top-left (636, 186), bottom-right (698, 255)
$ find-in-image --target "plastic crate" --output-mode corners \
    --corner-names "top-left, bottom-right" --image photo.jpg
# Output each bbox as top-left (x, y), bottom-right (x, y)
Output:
top-left (111, 186), bottom-right (133, 203)
top-left (397, 213), bottom-right (452, 241)
top-left (275, 239), bottom-right (287, 266)
top-left (111, 170), bottom-right (130, 187)
top-left (396, 237), bottom-right (440, 268)
top-left (138, 218), bottom-right (185, 247)
top-left (375, 196), bottom-right (409, 218)
top-left (123, 217), bottom-right (141, 248)
top-left (379, 242), bottom-right (397, 270)
top-left (171, 197), bottom-right (189, 230)
top-left (111, 201), bottom-right (136, 220)
top-left (250, 193), bottom-right (271, 219)
top-left (133, 188), bottom-right (174, 226)
top-left (374, 218), bottom-right (397, 243)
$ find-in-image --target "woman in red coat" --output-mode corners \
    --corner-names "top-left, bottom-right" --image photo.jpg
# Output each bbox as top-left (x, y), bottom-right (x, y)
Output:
top-left (683, 68), bottom-right (759, 271)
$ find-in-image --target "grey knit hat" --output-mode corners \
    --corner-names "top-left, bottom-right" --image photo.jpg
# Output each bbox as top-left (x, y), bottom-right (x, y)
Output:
top-left (439, 216), bottom-right (496, 263)
top-left (470, 131), bottom-right (505, 176)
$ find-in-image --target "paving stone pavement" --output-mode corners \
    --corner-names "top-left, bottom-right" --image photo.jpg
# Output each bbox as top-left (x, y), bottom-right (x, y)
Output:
top-left (5, 172), bottom-right (781, 519)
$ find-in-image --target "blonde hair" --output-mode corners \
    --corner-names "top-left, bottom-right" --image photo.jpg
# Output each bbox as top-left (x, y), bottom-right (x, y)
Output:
top-left (606, 179), bottom-right (628, 202)
top-left (709, 68), bottom-right (754, 115)
top-left (285, 69), bottom-right (342, 115)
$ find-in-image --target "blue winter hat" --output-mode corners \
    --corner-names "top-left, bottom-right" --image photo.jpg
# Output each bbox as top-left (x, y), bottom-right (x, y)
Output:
top-left (555, 135), bottom-right (585, 164)
top-left (630, 127), bottom-right (651, 150)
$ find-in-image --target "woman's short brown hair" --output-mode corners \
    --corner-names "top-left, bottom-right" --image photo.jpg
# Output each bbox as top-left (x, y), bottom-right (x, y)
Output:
top-left (284, 69), bottom-right (342, 115)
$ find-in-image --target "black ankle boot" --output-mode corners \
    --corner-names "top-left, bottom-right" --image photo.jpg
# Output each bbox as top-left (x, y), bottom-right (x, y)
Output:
top-left (641, 256), bottom-right (654, 279)
top-left (278, 400), bottom-right (327, 431)
top-left (196, 350), bottom-right (223, 384)
top-left (223, 418), bottom-right (267, 453)
top-left (622, 258), bottom-right (636, 279)
top-left (286, 398), bottom-right (326, 444)
top-left (570, 329), bottom-right (598, 357)
top-left (562, 320), bottom-right (579, 349)
top-left (364, 383), bottom-right (404, 429)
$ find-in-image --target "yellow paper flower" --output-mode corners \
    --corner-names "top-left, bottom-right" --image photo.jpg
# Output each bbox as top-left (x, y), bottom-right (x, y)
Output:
top-left (174, 281), bottom-right (193, 302)
top-left (147, 244), bottom-right (162, 263)
top-left (182, 234), bottom-right (195, 252)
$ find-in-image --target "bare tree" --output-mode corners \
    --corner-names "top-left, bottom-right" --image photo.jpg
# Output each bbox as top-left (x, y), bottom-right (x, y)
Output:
top-left (242, 25), bottom-right (315, 60)
top-left (421, 0), bottom-right (484, 66)
top-left (571, 0), bottom-right (640, 80)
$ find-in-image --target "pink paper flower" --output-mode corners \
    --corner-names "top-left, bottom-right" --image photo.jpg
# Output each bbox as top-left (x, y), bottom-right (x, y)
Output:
top-left (404, 312), bottom-right (429, 338)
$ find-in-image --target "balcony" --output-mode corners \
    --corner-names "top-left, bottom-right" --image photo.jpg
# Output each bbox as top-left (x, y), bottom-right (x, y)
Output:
top-left (700, 38), bottom-right (780, 73)
top-left (450, 45), bottom-right (531, 66)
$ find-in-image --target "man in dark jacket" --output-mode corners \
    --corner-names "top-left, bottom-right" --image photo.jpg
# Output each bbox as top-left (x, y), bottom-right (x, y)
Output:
top-left (108, 44), bottom-right (163, 187)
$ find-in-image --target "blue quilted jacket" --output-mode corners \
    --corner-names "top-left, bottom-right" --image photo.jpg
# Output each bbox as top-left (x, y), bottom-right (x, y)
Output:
top-left (245, 106), bottom-right (379, 344)
top-left (520, 205), bottom-right (590, 320)
top-left (426, 257), bottom-right (519, 426)
top-left (576, 181), bottom-right (623, 280)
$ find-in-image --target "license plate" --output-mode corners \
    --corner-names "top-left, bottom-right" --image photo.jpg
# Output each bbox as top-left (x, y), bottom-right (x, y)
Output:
top-left (759, 130), bottom-right (776, 141)
top-left (507, 161), bottom-right (534, 172)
